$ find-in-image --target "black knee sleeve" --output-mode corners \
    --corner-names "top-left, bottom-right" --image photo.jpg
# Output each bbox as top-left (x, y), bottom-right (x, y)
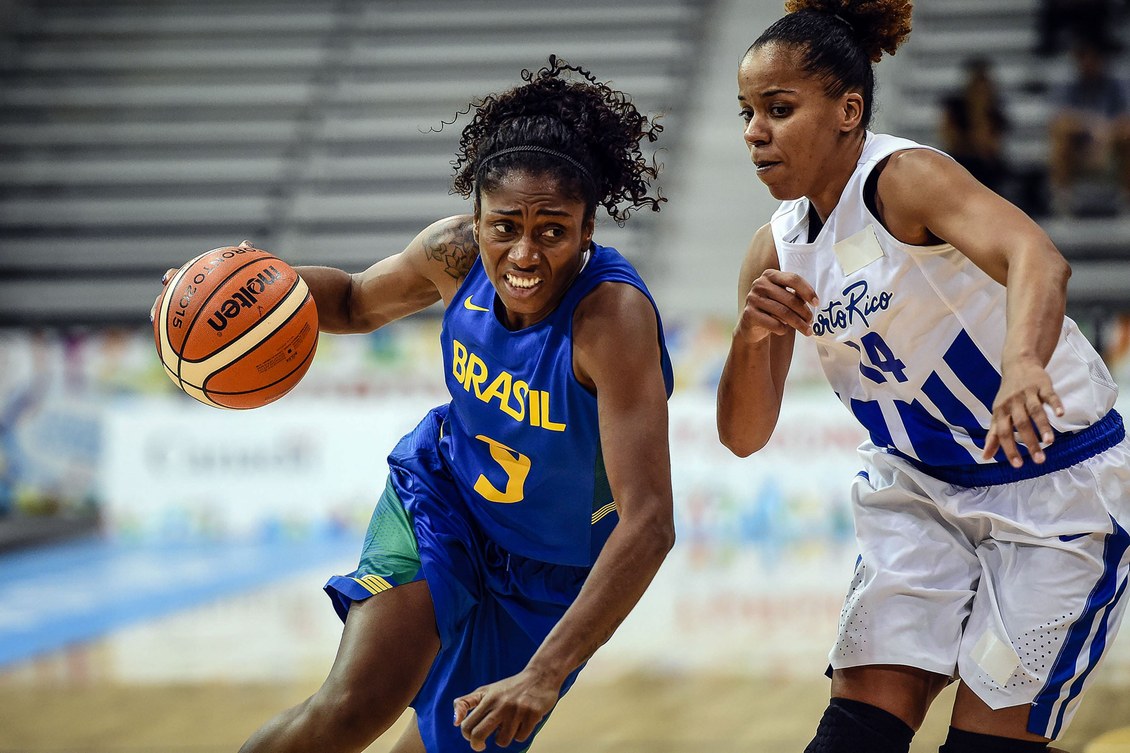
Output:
top-left (939, 727), bottom-right (1049, 752)
top-left (803, 697), bottom-right (914, 753)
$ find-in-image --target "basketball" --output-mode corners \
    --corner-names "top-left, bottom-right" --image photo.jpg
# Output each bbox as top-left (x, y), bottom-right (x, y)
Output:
top-left (153, 245), bottom-right (319, 409)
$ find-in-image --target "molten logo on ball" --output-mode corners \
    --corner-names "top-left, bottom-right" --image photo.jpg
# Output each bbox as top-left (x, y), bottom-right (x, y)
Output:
top-left (206, 265), bottom-right (285, 332)
top-left (170, 247), bottom-right (259, 329)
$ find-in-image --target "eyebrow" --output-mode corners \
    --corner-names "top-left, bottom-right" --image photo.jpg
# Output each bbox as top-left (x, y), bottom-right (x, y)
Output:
top-left (488, 208), bottom-right (573, 217)
top-left (738, 87), bottom-right (797, 101)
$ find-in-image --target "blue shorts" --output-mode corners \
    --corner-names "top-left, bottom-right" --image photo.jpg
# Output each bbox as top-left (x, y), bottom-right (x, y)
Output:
top-left (325, 405), bottom-right (591, 752)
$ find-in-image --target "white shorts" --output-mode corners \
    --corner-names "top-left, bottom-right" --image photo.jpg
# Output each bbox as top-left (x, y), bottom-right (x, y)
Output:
top-left (830, 433), bottom-right (1130, 739)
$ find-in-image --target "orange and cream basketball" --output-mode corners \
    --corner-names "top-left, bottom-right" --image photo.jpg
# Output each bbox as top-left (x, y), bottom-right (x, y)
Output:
top-left (153, 245), bottom-right (318, 409)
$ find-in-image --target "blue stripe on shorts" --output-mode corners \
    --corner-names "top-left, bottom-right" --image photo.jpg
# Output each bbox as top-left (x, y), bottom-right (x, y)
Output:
top-left (1029, 516), bottom-right (1130, 737)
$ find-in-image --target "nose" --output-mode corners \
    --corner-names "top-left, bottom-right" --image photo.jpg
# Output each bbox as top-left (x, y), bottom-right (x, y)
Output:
top-left (509, 233), bottom-right (540, 266)
top-left (744, 113), bottom-right (769, 147)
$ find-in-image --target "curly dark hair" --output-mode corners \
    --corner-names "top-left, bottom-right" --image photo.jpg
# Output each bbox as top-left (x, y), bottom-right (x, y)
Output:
top-left (750, 0), bottom-right (913, 129)
top-left (450, 55), bottom-right (665, 224)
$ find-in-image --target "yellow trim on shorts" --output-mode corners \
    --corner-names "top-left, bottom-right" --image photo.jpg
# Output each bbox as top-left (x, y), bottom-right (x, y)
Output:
top-left (591, 501), bottom-right (617, 525)
top-left (351, 574), bottom-right (394, 595)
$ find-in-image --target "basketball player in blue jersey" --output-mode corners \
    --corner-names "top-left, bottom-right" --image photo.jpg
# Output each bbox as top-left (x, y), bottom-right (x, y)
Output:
top-left (231, 57), bottom-right (675, 753)
top-left (717, 2), bottom-right (1130, 752)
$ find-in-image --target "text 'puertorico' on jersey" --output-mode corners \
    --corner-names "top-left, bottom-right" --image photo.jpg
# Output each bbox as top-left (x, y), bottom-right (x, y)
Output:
top-left (770, 132), bottom-right (1121, 483)
top-left (439, 243), bottom-right (674, 566)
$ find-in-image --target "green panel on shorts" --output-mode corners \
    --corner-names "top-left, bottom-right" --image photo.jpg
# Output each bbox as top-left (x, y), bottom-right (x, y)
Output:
top-left (356, 475), bottom-right (422, 586)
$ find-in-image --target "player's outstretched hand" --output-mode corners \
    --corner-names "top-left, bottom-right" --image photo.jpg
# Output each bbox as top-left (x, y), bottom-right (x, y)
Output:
top-left (983, 358), bottom-right (1065, 467)
top-left (736, 268), bottom-right (819, 344)
top-left (453, 667), bottom-right (561, 751)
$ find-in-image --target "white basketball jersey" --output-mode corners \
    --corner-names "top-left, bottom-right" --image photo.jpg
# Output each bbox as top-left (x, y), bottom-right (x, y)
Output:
top-left (771, 132), bottom-right (1119, 469)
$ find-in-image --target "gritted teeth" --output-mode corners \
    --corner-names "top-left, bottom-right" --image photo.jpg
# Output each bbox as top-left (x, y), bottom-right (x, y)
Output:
top-left (505, 273), bottom-right (541, 289)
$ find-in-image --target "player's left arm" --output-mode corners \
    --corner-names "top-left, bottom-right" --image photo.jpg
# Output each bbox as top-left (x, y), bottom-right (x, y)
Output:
top-left (453, 282), bottom-right (675, 751)
top-left (877, 149), bottom-right (1070, 466)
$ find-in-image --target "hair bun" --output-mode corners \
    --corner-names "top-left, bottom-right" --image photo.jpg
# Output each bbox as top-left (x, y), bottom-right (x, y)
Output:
top-left (786, 0), bottom-right (912, 62)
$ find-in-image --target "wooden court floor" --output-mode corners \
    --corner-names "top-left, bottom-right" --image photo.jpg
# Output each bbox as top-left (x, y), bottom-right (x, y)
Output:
top-left (1, 669), bottom-right (1126, 752)
top-left (3, 555), bottom-right (1126, 753)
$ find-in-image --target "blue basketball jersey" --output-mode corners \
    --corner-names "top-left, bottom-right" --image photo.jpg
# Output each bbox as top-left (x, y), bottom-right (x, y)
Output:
top-left (439, 242), bottom-right (673, 566)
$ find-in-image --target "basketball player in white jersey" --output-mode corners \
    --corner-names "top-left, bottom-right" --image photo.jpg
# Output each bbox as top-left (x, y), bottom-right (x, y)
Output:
top-left (717, 2), bottom-right (1130, 752)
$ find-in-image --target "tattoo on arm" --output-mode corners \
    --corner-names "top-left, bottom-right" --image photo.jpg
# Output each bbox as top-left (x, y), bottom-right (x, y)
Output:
top-left (424, 221), bottom-right (479, 282)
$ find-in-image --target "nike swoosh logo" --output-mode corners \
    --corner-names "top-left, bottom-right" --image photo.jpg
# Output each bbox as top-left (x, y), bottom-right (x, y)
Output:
top-left (463, 296), bottom-right (490, 312)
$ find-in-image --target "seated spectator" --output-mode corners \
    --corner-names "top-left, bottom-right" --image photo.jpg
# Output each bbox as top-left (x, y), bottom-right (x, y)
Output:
top-left (939, 57), bottom-right (1011, 194)
top-left (1035, 0), bottom-right (1121, 57)
top-left (1048, 35), bottom-right (1130, 216)
top-left (1104, 312), bottom-right (1130, 385)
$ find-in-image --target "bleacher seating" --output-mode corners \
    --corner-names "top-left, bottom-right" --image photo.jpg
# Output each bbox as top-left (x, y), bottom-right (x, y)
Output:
top-left (0, 0), bottom-right (709, 325)
top-left (886, 0), bottom-right (1130, 316)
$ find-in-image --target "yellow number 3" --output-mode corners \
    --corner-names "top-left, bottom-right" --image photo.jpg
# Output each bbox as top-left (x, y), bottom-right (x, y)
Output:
top-left (473, 434), bottom-right (531, 504)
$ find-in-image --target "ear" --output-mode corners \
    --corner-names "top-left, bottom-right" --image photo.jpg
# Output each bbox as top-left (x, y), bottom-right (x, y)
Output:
top-left (582, 214), bottom-right (595, 244)
top-left (840, 91), bottom-right (865, 132)
top-left (471, 210), bottom-right (480, 244)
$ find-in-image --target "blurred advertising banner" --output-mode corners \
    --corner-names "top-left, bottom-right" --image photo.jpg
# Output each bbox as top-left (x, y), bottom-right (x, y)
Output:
top-left (97, 382), bottom-right (869, 673)
top-left (3, 321), bottom-right (1130, 676)
top-left (603, 389), bottom-right (866, 675)
top-left (99, 397), bottom-right (442, 541)
top-left (0, 323), bottom-right (446, 533)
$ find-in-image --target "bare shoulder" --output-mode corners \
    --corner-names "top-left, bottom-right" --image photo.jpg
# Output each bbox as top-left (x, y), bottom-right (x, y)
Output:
top-left (746, 222), bottom-right (778, 266)
top-left (877, 148), bottom-right (964, 203)
top-left (575, 280), bottom-right (655, 329)
top-left (738, 223), bottom-right (780, 294)
top-left (876, 148), bottom-right (980, 242)
top-left (417, 214), bottom-right (479, 282)
top-left (573, 281), bottom-right (659, 389)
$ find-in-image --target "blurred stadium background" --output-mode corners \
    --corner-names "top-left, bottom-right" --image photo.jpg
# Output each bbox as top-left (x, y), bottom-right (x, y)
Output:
top-left (0, 1), bottom-right (1128, 751)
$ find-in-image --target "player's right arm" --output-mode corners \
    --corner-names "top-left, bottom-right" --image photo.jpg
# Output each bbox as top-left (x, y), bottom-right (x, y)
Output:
top-left (149, 215), bottom-right (479, 332)
top-left (716, 223), bottom-right (817, 457)
top-left (301, 214), bottom-right (477, 334)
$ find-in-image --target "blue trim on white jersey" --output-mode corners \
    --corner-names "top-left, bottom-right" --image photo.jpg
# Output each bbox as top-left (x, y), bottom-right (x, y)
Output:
top-left (921, 372), bottom-right (987, 449)
top-left (896, 399), bottom-right (976, 466)
top-left (1029, 516), bottom-right (1130, 738)
top-left (893, 410), bottom-right (1124, 487)
top-left (844, 327), bottom-right (1009, 466)
top-left (942, 330), bottom-right (1001, 414)
top-left (850, 398), bottom-right (893, 449)
top-left (774, 132), bottom-right (1118, 471)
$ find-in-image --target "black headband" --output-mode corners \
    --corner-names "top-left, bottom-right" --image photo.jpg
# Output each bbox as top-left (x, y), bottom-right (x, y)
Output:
top-left (476, 145), bottom-right (595, 187)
